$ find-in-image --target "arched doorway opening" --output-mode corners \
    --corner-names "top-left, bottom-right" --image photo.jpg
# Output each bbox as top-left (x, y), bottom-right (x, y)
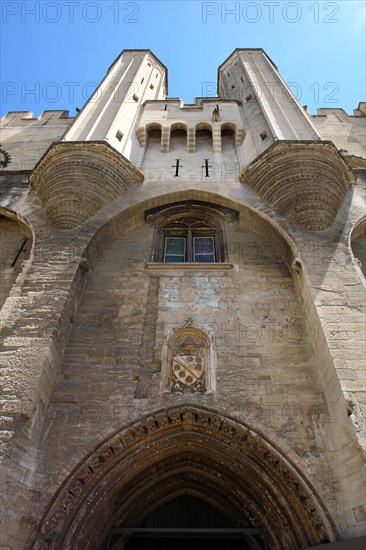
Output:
top-left (115, 495), bottom-right (263, 550)
top-left (33, 406), bottom-right (335, 550)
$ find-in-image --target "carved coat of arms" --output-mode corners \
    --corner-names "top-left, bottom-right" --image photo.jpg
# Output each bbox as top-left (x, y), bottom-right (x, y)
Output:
top-left (173, 354), bottom-right (204, 387)
top-left (165, 328), bottom-right (209, 395)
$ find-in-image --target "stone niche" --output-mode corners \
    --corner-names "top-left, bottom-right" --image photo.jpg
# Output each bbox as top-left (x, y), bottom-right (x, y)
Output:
top-left (161, 325), bottom-right (216, 395)
top-left (30, 141), bottom-right (144, 230)
top-left (240, 141), bottom-right (355, 230)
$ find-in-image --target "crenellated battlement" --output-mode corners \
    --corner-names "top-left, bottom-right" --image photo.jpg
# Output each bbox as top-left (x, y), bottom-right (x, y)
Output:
top-left (313, 102), bottom-right (366, 118)
top-left (1, 110), bottom-right (73, 126)
top-left (311, 102), bottom-right (366, 160)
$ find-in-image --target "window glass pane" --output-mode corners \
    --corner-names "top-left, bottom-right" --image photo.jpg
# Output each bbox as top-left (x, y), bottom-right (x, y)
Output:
top-left (165, 237), bottom-right (185, 255)
top-left (165, 255), bottom-right (186, 263)
top-left (194, 237), bottom-right (214, 254)
top-left (194, 237), bottom-right (215, 262)
top-left (164, 237), bottom-right (186, 262)
top-left (195, 254), bottom-right (215, 263)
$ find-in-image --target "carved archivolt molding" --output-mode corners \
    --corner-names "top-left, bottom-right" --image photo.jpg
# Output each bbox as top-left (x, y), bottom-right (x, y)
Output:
top-left (33, 405), bottom-right (335, 550)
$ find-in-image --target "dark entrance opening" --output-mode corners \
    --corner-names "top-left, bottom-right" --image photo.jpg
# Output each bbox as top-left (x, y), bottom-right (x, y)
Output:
top-left (109, 495), bottom-right (265, 550)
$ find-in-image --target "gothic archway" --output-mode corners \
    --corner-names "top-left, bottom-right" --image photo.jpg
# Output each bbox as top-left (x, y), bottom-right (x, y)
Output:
top-left (0, 207), bottom-right (33, 310)
top-left (33, 405), bottom-right (335, 550)
top-left (350, 215), bottom-right (366, 278)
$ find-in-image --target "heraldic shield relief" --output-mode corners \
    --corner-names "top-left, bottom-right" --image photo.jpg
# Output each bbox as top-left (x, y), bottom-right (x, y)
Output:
top-left (173, 354), bottom-right (204, 392)
top-left (167, 328), bottom-right (209, 395)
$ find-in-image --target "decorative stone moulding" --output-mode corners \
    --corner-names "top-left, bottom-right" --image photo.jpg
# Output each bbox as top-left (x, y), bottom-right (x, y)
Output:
top-left (30, 141), bottom-right (144, 230)
top-left (136, 121), bottom-right (245, 153)
top-left (32, 406), bottom-right (335, 549)
top-left (240, 141), bottom-right (355, 231)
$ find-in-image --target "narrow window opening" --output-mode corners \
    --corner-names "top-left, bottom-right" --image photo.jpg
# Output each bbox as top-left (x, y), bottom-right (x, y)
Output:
top-left (115, 130), bottom-right (123, 142)
top-left (140, 78), bottom-right (144, 84)
top-left (150, 84), bottom-right (154, 90)
top-left (231, 84), bottom-right (235, 89)
top-left (245, 93), bottom-right (252, 101)
top-left (260, 130), bottom-right (268, 140)
top-left (240, 77), bottom-right (244, 83)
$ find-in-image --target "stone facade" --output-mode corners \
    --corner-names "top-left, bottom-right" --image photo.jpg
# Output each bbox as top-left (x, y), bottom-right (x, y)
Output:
top-left (0, 49), bottom-right (365, 549)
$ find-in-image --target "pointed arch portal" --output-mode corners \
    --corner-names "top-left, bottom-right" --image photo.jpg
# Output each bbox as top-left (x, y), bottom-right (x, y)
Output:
top-left (33, 406), bottom-right (335, 550)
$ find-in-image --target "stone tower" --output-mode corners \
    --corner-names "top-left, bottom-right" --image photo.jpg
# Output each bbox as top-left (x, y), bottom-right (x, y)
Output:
top-left (0, 49), bottom-right (365, 550)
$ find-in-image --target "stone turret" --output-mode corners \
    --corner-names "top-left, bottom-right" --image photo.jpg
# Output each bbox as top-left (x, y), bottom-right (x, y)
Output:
top-left (218, 48), bottom-right (320, 161)
top-left (64, 50), bottom-right (167, 159)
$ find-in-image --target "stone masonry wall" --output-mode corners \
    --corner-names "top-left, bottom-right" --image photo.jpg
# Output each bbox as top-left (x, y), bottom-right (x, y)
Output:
top-left (2, 215), bottom-right (343, 545)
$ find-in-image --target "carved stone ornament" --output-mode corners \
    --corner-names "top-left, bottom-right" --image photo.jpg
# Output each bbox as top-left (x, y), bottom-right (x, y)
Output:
top-left (172, 354), bottom-right (205, 393)
top-left (212, 104), bottom-right (220, 122)
top-left (0, 145), bottom-right (11, 168)
top-left (162, 326), bottom-right (213, 395)
top-left (32, 405), bottom-right (335, 550)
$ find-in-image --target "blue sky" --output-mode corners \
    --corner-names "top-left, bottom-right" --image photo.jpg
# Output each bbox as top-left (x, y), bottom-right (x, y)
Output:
top-left (1, 0), bottom-right (365, 117)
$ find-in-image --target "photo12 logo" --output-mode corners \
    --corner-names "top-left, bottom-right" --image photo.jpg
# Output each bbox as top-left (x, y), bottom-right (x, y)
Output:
top-left (1, 2), bottom-right (139, 24)
top-left (202, 2), bottom-right (340, 24)
top-left (202, 80), bottom-right (340, 105)
top-left (1, 80), bottom-right (143, 108)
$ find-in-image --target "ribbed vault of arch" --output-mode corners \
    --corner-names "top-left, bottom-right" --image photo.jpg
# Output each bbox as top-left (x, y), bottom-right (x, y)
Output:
top-left (33, 406), bottom-right (336, 550)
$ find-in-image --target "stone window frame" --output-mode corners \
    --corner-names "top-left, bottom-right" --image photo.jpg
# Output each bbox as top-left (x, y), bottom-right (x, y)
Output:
top-left (146, 202), bottom-right (233, 265)
top-left (163, 222), bottom-right (216, 263)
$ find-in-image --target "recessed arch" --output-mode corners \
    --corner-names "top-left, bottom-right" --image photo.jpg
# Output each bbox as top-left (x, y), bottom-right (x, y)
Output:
top-left (0, 207), bottom-right (33, 310)
top-left (146, 122), bottom-right (162, 136)
top-left (350, 215), bottom-right (366, 278)
top-left (32, 405), bottom-right (336, 550)
top-left (81, 190), bottom-right (298, 273)
top-left (221, 122), bottom-right (236, 151)
top-left (221, 122), bottom-right (237, 132)
top-left (195, 123), bottom-right (213, 152)
top-left (146, 200), bottom-right (231, 263)
top-left (170, 122), bottom-right (188, 151)
top-left (170, 122), bottom-right (188, 132)
top-left (196, 122), bottom-right (213, 132)
top-left (146, 123), bottom-right (162, 150)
